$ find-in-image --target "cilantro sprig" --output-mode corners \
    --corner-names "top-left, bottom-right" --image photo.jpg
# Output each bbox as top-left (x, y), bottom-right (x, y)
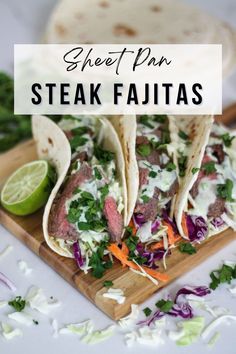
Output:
top-left (179, 242), bottom-right (197, 255)
top-left (209, 264), bottom-right (236, 290)
top-left (217, 179), bottom-right (234, 202)
top-left (8, 296), bottom-right (26, 312)
top-left (155, 299), bottom-right (173, 312)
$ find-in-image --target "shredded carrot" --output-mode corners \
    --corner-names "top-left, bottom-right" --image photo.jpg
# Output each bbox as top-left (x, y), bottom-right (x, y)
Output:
top-left (150, 241), bottom-right (164, 251)
top-left (120, 242), bottom-right (129, 267)
top-left (108, 244), bottom-right (169, 282)
top-left (128, 219), bottom-right (137, 236)
top-left (181, 213), bottom-right (189, 237)
top-left (163, 221), bottom-right (181, 245)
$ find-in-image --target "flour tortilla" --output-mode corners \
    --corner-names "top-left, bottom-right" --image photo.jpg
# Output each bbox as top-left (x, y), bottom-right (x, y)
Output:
top-left (32, 115), bottom-right (128, 258)
top-left (109, 115), bottom-right (178, 225)
top-left (44, 0), bottom-right (236, 76)
top-left (173, 115), bottom-right (217, 238)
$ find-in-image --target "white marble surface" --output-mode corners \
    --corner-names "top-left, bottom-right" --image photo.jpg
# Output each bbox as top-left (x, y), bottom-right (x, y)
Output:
top-left (0, 1), bottom-right (236, 353)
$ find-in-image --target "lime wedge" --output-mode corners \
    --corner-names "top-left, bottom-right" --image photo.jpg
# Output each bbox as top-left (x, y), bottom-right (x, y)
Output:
top-left (1, 160), bottom-right (55, 216)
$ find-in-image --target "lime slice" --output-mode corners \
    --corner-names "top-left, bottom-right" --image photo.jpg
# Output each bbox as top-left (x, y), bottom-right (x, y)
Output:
top-left (1, 160), bottom-right (55, 216)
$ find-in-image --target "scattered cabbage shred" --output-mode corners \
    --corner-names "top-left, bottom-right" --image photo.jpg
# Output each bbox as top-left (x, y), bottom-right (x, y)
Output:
top-left (103, 288), bottom-right (126, 304)
top-left (1, 322), bottom-right (23, 340)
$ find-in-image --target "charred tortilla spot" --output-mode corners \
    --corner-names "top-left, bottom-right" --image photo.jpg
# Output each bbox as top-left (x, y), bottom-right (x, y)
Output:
top-left (48, 137), bottom-right (53, 146)
top-left (150, 5), bottom-right (162, 12)
top-left (42, 148), bottom-right (48, 154)
top-left (99, 1), bottom-right (109, 7)
top-left (55, 23), bottom-right (67, 36)
top-left (113, 24), bottom-right (137, 37)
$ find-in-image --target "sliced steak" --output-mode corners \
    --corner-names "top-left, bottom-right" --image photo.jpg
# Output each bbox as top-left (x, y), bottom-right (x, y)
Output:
top-left (210, 144), bottom-right (225, 164)
top-left (163, 178), bottom-right (179, 198)
top-left (64, 130), bottom-right (73, 140)
top-left (103, 196), bottom-right (123, 243)
top-left (48, 163), bottom-right (92, 240)
top-left (207, 197), bottom-right (225, 218)
top-left (139, 168), bottom-right (149, 188)
top-left (146, 149), bottom-right (160, 165)
top-left (136, 136), bottom-right (149, 145)
top-left (134, 198), bottom-right (158, 222)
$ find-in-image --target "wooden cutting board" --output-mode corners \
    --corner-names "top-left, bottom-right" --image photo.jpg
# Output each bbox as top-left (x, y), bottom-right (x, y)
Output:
top-left (1, 108), bottom-right (236, 321)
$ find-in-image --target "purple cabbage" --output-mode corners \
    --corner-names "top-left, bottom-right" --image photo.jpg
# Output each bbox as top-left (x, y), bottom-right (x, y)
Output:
top-left (136, 244), bottom-right (170, 269)
top-left (174, 285), bottom-right (211, 303)
top-left (168, 303), bottom-right (193, 319)
top-left (162, 209), bottom-right (178, 234)
top-left (133, 214), bottom-right (145, 228)
top-left (211, 217), bottom-right (225, 228)
top-left (0, 272), bottom-right (16, 291)
top-left (186, 215), bottom-right (208, 242)
top-left (73, 242), bottom-right (84, 268)
top-left (151, 219), bottom-right (161, 233)
top-left (137, 309), bottom-right (165, 326)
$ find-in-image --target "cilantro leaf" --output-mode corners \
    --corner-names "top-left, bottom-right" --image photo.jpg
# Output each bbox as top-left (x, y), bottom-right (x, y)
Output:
top-left (155, 299), bottom-right (173, 312)
top-left (143, 307), bottom-right (152, 317)
top-left (209, 263), bottom-right (236, 290)
top-left (149, 171), bottom-right (157, 178)
top-left (94, 145), bottom-right (114, 164)
top-left (166, 162), bottom-right (176, 172)
top-left (221, 133), bottom-right (235, 147)
top-left (141, 195), bottom-right (150, 203)
top-left (178, 153), bottom-right (188, 177)
top-left (178, 130), bottom-right (189, 141)
top-left (202, 161), bottom-right (216, 175)
top-left (8, 296), bottom-right (26, 312)
top-left (139, 115), bottom-right (154, 129)
top-left (192, 167), bottom-right (200, 175)
top-left (136, 144), bottom-right (151, 157)
top-left (179, 242), bottom-right (197, 255)
top-left (70, 136), bottom-right (88, 150)
top-left (103, 280), bottom-right (113, 288)
top-left (94, 167), bottom-right (102, 180)
top-left (217, 179), bottom-right (234, 202)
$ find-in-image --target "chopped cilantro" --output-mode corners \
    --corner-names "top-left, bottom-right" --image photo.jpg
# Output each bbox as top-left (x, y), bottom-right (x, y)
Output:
top-left (178, 130), bottom-right (189, 141)
top-left (70, 136), bottom-right (88, 150)
top-left (221, 133), bottom-right (235, 147)
top-left (217, 179), bottom-right (234, 202)
top-left (89, 240), bottom-right (112, 278)
top-left (178, 153), bottom-right (188, 177)
top-left (137, 144), bottom-right (151, 157)
top-left (77, 222), bottom-right (91, 230)
top-left (202, 161), bottom-right (216, 175)
top-left (94, 145), bottom-right (114, 164)
top-left (8, 296), bottom-right (26, 312)
top-left (149, 171), bottom-right (157, 178)
top-left (141, 195), bottom-right (150, 203)
top-left (80, 191), bottom-right (94, 200)
top-left (143, 307), bottom-right (152, 317)
top-left (209, 263), bottom-right (236, 290)
top-left (139, 115), bottom-right (155, 129)
top-left (155, 299), bottom-right (173, 312)
top-left (154, 115), bottom-right (167, 123)
top-left (103, 280), bottom-right (113, 288)
top-left (94, 167), bottom-right (102, 180)
top-left (192, 167), bottom-right (200, 175)
top-left (179, 242), bottom-right (197, 255)
top-left (166, 162), bottom-right (176, 172)
top-left (71, 126), bottom-right (88, 135)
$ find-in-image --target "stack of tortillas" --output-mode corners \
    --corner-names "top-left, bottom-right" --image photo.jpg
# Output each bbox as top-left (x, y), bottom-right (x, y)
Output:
top-left (44, 0), bottom-right (236, 76)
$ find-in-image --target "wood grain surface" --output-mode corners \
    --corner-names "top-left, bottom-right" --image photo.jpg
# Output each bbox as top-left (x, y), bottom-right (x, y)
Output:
top-left (1, 109), bottom-right (236, 320)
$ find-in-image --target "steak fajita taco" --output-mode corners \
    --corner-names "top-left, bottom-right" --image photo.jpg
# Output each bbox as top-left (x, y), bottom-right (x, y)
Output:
top-left (33, 115), bottom-right (127, 277)
top-left (175, 119), bottom-right (236, 242)
top-left (109, 115), bottom-right (180, 262)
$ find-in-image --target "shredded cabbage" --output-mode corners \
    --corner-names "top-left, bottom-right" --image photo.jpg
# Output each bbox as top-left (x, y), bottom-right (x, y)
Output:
top-left (207, 332), bottom-right (220, 348)
top-left (201, 315), bottom-right (236, 340)
top-left (0, 301), bottom-right (7, 309)
top-left (81, 325), bottom-right (116, 344)
top-left (118, 304), bottom-right (139, 329)
top-left (0, 245), bottom-right (13, 259)
top-left (8, 311), bottom-right (33, 326)
top-left (229, 286), bottom-right (236, 295)
top-left (1, 322), bottom-right (23, 340)
top-left (25, 286), bottom-right (61, 314)
top-left (169, 317), bottom-right (205, 346)
top-left (59, 320), bottom-right (93, 336)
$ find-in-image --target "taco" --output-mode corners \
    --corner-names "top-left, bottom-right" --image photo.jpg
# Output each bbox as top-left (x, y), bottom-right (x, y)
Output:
top-left (175, 118), bottom-right (236, 241)
top-left (110, 114), bottom-right (180, 258)
top-left (32, 115), bottom-right (127, 277)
